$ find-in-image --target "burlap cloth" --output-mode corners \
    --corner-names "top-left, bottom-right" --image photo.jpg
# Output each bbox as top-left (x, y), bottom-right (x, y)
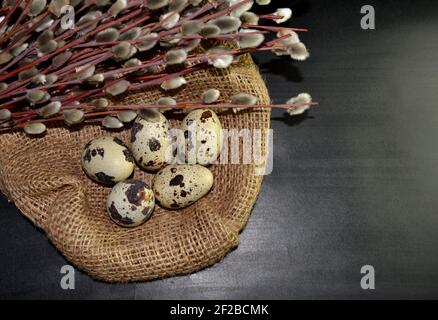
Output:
top-left (0, 55), bottom-right (271, 282)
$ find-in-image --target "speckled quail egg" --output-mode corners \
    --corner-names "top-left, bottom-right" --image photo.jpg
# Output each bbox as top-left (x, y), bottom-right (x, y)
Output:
top-left (130, 109), bottom-right (172, 171)
top-left (82, 136), bottom-right (135, 185)
top-left (106, 180), bottom-right (155, 227)
top-left (153, 164), bottom-right (214, 210)
top-left (181, 109), bottom-right (223, 165)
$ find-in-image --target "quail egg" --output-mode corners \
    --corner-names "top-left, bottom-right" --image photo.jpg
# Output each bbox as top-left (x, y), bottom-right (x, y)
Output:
top-left (106, 180), bottom-right (155, 227)
top-left (82, 136), bottom-right (135, 185)
top-left (181, 108), bottom-right (223, 165)
top-left (130, 109), bottom-right (172, 171)
top-left (153, 164), bottom-right (214, 209)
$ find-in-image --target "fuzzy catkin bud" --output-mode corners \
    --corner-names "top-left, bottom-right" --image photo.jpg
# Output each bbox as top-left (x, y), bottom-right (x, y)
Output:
top-left (26, 89), bottom-right (46, 103)
top-left (109, 0), bottom-right (127, 16)
top-left (207, 48), bottom-right (234, 69)
top-left (36, 30), bottom-right (54, 47)
top-left (189, 0), bottom-right (202, 6)
top-left (161, 77), bottom-right (187, 91)
top-left (165, 49), bottom-right (188, 65)
top-left (96, 0), bottom-right (111, 6)
top-left (147, 0), bottom-right (170, 10)
top-left (160, 12), bottom-right (180, 30)
top-left (123, 58), bottom-right (142, 68)
top-left (169, 0), bottom-right (188, 11)
top-left (93, 98), bottom-right (110, 109)
top-left (11, 43), bottom-right (29, 57)
top-left (105, 80), bottom-right (130, 96)
top-left (32, 74), bottom-right (46, 85)
top-left (117, 111), bottom-right (137, 123)
top-left (29, 0), bottom-right (47, 17)
top-left (277, 29), bottom-right (300, 46)
top-left (183, 39), bottom-right (201, 53)
top-left (0, 109), bottom-right (11, 121)
top-left (63, 109), bottom-right (85, 126)
top-left (102, 116), bottom-right (124, 128)
top-left (181, 20), bottom-right (204, 36)
top-left (289, 42), bottom-right (309, 61)
top-left (112, 41), bottom-right (132, 59)
top-left (38, 101), bottom-right (62, 118)
top-left (24, 122), bottom-right (47, 135)
top-left (241, 12), bottom-right (259, 25)
top-left (202, 89), bottom-right (220, 104)
top-left (38, 40), bottom-right (58, 55)
top-left (119, 27), bottom-right (141, 41)
top-left (45, 74), bottom-right (58, 85)
top-left (35, 18), bottom-right (54, 32)
top-left (158, 97), bottom-right (177, 106)
top-left (274, 8), bottom-right (292, 24)
top-left (49, 0), bottom-right (69, 17)
top-left (230, 0), bottom-right (254, 18)
top-left (199, 24), bottom-right (221, 37)
top-left (238, 29), bottom-right (265, 48)
top-left (96, 28), bottom-right (120, 42)
top-left (0, 52), bottom-right (12, 65)
top-left (210, 16), bottom-right (241, 34)
top-left (231, 93), bottom-right (258, 105)
top-left (286, 93), bottom-right (312, 116)
top-left (136, 33), bottom-right (159, 52)
top-left (76, 65), bottom-right (96, 80)
top-left (52, 52), bottom-right (72, 68)
top-left (87, 73), bottom-right (105, 83)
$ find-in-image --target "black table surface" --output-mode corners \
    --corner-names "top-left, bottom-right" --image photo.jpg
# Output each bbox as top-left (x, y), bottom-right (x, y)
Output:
top-left (1, 0), bottom-right (438, 299)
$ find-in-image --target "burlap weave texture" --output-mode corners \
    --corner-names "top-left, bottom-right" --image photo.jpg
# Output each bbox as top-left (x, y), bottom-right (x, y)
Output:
top-left (0, 56), bottom-right (270, 282)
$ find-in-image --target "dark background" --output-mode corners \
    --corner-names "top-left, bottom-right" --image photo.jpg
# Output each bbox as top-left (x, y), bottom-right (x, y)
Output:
top-left (1, 0), bottom-right (438, 299)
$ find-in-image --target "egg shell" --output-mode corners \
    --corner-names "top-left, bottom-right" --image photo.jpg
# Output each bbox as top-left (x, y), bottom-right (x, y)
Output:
top-left (180, 109), bottom-right (223, 165)
top-left (130, 111), bottom-right (172, 171)
top-left (153, 164), bottom-right (214, 210)
top-left (107, 180), bottom-right (155, 227)
top-left (82, 136), bottom-right (135, 185)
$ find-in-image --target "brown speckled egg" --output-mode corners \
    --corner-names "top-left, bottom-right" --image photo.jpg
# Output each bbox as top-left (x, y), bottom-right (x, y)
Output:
top-left (153, 164), bottom-right (214, 209)
top-left (106, 180), bottom-right (155, 227)
top-left (181, 108), bottom-right (223, 165)
top-left (130, 109), bottom-right (171, 171)
top-left (82, 136), bottom-right (135, 185)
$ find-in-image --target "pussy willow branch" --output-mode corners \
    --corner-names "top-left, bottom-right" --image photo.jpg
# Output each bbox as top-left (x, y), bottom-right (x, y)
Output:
top-left (4, 102), bottom-right (318, 130)
top-left (0, 0), bottom-right (312, 132)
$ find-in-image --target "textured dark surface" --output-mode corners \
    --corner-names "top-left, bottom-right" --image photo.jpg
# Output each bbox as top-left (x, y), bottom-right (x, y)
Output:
top-left (1, 0), bottom-right (438, 299)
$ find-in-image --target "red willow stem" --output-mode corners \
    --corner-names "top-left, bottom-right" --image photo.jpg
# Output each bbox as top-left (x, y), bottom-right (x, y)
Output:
top-left (98, 102), bottom-right (319, 111)
top-left (119, 14), bottom-right (152, 33)
top-left (243, 24), bottom-right (309, 32)
top-left (257, 14), bottom-right (284, 19)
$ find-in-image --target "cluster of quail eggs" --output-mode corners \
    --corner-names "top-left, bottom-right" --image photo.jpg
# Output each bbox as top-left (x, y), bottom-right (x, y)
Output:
top-left (81, 108), bottom-right (222, 228)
